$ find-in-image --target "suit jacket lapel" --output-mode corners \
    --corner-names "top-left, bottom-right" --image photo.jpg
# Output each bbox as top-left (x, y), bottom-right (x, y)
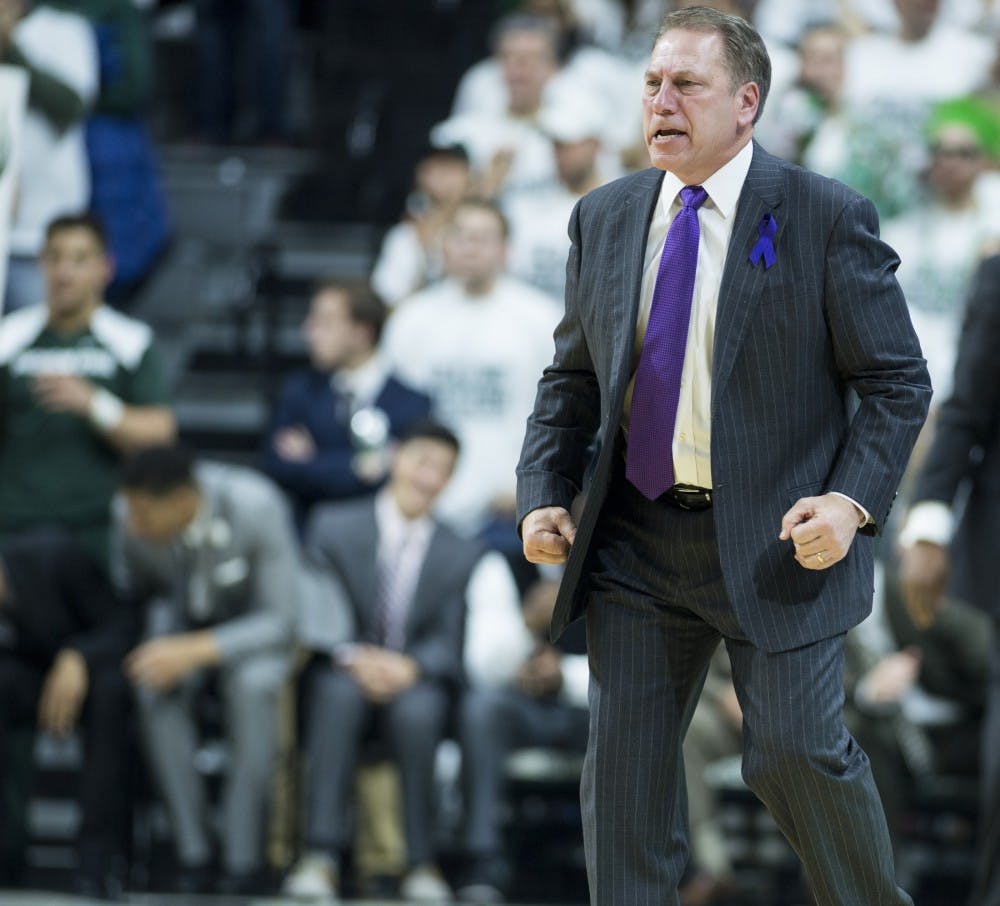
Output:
top-left (609, 168), bottom-right (664, 418)
top-left (353, 504), bottom-right (379, 635)
top-left (712, 142), bottom-right (785, 410)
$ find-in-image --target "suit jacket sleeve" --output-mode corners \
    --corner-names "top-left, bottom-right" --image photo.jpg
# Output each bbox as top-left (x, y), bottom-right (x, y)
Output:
top-left (211, 481), bottom-right (297, 661)
top-left (913, 253), bottom-right (1000, 506)
top-left (516, 199), bottom-right (603, 522)
top-left (406, 598), bottom-right (465, 685)
top-left (261, 377), bottom-right (366, 501)
top-left (821, 195), bottom-right (932, 529)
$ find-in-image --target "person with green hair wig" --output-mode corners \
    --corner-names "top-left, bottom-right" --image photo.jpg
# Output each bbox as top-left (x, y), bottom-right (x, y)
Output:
top-left (882, 95), bottom-right (1000, 412)
top-left (926, 96), bottom-right (1000, 162)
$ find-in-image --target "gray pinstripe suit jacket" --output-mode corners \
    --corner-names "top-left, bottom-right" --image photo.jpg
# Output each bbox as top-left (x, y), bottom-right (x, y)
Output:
top-left (516, 142), bottom-right (932, 652)
top-left (304, 496), bottom-right (481, 686)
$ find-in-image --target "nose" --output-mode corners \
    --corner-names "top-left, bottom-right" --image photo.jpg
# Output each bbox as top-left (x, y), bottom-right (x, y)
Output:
top-left (649, 81), bottom-right (677, 115)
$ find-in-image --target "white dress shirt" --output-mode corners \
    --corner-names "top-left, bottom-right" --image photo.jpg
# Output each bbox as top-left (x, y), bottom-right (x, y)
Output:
top-left (374, 489), bottom-right (435, 650)
top-left (332, 353), bottom-right (392, 412)
top-left (622, 140), bottom-right (754, 489)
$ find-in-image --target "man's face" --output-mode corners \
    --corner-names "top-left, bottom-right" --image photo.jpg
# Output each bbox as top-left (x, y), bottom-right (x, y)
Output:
top-left (499, 29), bottom-right (558, 114)
top-left (443, 206), bottom-right (507, 290)
top-left (798, 28), bottom-right (844, 106)
top-left (893, 0), bottom-right (940, 38)
top-left (303, 289), bottom-right (369, 372)
top-left (124, 487), bottom-right (198, 544)
top-left (928, 123), bottom-right (987, 201)
top-left (415, 156), bottom-right (470, 207)
top-left (554, 137), bottom-right (601, 189)
top-left (642, 29), bottom-right (758, 184)
top-left (40, 228), bottom-right (112, 321)
top-left (390, 438), bottom-right (458, 519)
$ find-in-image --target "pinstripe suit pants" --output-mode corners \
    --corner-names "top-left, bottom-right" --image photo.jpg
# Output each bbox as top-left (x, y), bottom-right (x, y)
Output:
top-left (581, 462), bottom-right (911, 906)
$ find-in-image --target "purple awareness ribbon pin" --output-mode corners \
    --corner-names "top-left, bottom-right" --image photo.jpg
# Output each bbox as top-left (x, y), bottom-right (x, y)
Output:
top-left (749, 212), bottom-right (777, 269)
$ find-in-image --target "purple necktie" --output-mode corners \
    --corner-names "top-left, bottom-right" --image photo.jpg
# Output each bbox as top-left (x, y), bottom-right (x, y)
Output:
top-left (626, 184), bottom-right (708, 500)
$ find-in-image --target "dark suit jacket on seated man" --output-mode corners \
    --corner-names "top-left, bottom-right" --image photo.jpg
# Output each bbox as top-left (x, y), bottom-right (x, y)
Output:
top-left (516, 8), bottom-right (931, 906)
top-left (0, 530), bottom-right (134, 896)
top-left (898, 252), bottom-right (1000, 906)
top-left (262, 280), bottom-right (431, 528)
top-left (283, 421), bottom-right (480, 904)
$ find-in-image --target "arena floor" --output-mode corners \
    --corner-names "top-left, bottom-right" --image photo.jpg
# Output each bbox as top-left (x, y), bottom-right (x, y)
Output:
top-left (0, 894), bottom-right (580, 906)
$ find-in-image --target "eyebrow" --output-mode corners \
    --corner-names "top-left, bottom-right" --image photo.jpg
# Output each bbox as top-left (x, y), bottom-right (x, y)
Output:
top-left (645, 67), bottom-right (701, 81)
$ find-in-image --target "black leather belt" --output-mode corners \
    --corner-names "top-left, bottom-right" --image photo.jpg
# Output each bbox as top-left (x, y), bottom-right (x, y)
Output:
top-left (661, 484), bottom-right (713, 510)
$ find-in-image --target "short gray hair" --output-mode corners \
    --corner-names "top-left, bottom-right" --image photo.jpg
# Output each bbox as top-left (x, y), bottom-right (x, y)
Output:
top-left (655, 6), bottom-right (771, 124)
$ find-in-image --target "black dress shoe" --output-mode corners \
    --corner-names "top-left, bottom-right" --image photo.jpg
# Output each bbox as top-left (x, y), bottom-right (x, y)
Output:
top-left (456, 853), bottom-right (510, 903)
top-left (75, 848), bottom-right (127, 901)
top-left (74, 871), bottom-right (125, 902)
top-left (175, 861), bottom-right (214, 894)
top-left (217, 867), bottom-right (269, 896)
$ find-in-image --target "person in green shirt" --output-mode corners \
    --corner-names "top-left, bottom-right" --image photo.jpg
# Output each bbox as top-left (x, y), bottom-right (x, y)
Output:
top-left (0, 212), bottom-right (176, 567)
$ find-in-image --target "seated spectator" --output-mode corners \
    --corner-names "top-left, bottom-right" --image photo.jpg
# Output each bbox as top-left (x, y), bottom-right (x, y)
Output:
top-left (116, 445), bottom-right (297, 895)
top-left (283, 421), bottom-right (504, 903)
top-left (371, 145), bottom-right (472, 308)
top-left (679, 648), bottom-right (742, 906)
top-left (843, 0), bottom-right (994, 110)
top-left (758, 22), bottom-right (849, 166)
top-left (450, 4), bottom-right (642, 159)
top-left (381, 199), bottom-right (560, 559)
top-left (504, 98), bottom-right (615, 301)
top-left (883, 97), bottom-right (1000, 406)
top-left (262, 281), bottom-right (431, 530)
top-left (844, 583), bottom-right (989, 859)
top-left (768, 19), bottom-right (922, 220)
top-left (0, 213), bottom-right (175, 568)
top-left (433, 13), bottom-right (562, 200)
top-left (457, 578), bottom-right (588, 903)
top-left (0, 0), bottom-right (98, 313)
top-left (0, 530), bottom-right (133, 897)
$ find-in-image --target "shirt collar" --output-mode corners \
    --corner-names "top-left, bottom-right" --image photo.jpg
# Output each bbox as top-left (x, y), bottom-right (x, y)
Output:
top-left (659, 139), bottom-right (754, 221)
top-left (332, 353), bottom-right (389, 407)
top-left (180, 490), bottom-right (231, 549)
top-left (374, 487), bottom-right (434, 548)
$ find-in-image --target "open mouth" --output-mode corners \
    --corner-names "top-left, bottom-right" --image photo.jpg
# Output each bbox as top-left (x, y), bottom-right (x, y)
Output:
top-left (653, 129), bottom-right (686, 140)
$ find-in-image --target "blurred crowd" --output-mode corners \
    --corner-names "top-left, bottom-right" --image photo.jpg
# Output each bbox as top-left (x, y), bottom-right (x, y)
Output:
top-left (0, 0), bottom-right (998, 904)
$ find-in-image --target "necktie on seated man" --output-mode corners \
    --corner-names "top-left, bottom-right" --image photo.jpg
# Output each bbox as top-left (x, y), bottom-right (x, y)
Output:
top-left (626, 184), bottom-right (708, 500)
top-left (373, 528), bottom-right (413, 650)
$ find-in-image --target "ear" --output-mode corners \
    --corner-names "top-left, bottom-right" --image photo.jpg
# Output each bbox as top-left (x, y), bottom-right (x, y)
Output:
top-left (736, 81), bottom-right (760, 129)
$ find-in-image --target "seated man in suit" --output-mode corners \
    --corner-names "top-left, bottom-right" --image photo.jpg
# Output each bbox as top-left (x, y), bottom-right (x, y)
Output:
top-left (284, 420), bottom-right (499, 903)
top-left (458, 577), bottom-right (589, 903)
top-left (0, 530), bottom-right (134, 897)
top-left (262, 279), bottom-right (432, 529)
top-left (115, 444), bottom-right (298, 894)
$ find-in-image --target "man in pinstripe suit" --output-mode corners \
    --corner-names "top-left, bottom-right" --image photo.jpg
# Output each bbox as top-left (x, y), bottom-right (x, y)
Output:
top-left (516, 8), bottom-right (931, 905)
